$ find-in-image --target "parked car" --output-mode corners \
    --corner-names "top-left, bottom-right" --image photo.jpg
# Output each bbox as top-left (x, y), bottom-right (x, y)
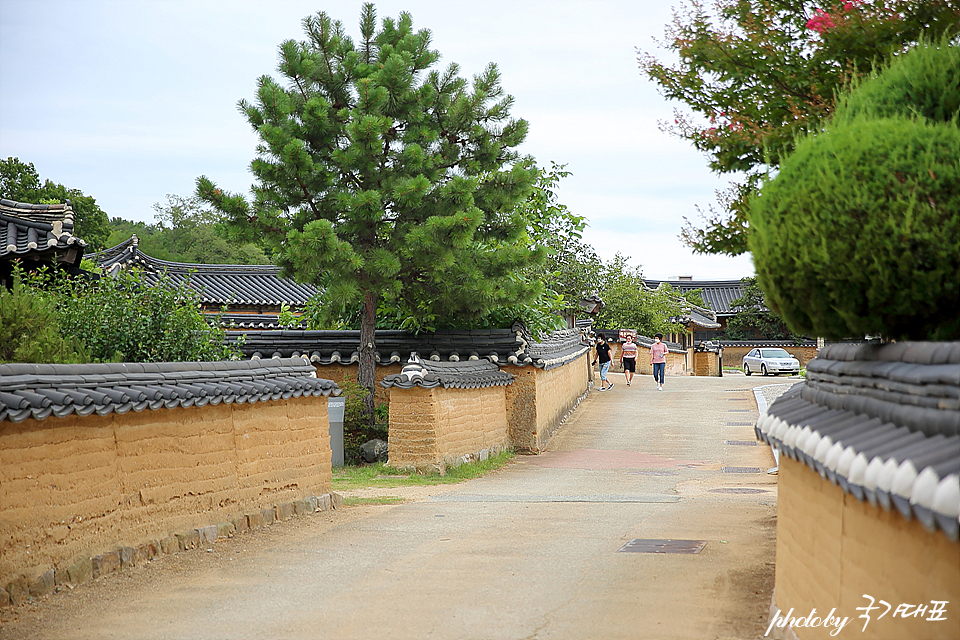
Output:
top-left (742, 348), bottom-right (800, 376)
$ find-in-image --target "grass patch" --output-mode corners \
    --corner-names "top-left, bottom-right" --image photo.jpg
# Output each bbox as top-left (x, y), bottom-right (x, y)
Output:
top-left (343, 496), bottom-right (407, 507)
top-left (332, 450), bottom-right (515, 491)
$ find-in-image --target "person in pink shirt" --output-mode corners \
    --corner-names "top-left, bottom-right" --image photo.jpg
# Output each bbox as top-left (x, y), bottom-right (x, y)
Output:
top-left (620, 335), bottom-right (638, 386)
top-left (650, 333), bottom-right (668, 391)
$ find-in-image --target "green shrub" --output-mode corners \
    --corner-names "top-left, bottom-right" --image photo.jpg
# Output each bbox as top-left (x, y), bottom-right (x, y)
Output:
top-left (834, 39), bottom-right (960, 125)
top-left (15, 267), bottom-right (239, 363)
top-left (749, 115), bottom-right (960, 340)
top-left (0, 273), bottom-right (88, 363)
top-left (49, 270), bottom-right (239, 362)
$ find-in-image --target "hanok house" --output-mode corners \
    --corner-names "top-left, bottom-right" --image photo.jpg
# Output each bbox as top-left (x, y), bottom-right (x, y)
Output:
top-left (645, 277), bottom-right (818, 368)
top-left (0, 199), bottom-right (87, 287)
top-left (91, 235), bottom-right (319, 328)
top-left (644, 277), bottom-right (745, 343)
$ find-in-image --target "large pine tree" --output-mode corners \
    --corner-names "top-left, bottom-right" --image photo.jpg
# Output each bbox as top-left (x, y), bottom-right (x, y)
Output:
top-left (198, 4), bottom-right (543, 420)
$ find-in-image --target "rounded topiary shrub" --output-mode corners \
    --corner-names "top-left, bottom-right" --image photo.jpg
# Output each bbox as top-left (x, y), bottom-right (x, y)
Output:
top-left (748, 115), bottom-right (960, 340)
top-left (834, 39), bottom-right (960, 125)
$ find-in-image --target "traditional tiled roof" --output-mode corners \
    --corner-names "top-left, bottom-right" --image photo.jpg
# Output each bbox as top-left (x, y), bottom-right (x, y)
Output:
top-left (719, 339), bottom-right (817, 348)
top-left (380, 356), bottom-right (514, 389)
top-left (0, 358), bottom-right (339, 423)
top-left (227, 323), bottom-right (592, 370)
top-left (683, 307), bottom-right (721, 330)
top-left (90, 236), bottom-right (318, 308)
top-left (755, 342), bottom-right (960, 540)
top-left (644, 279), bottom-right (745, 316)
top-left (0, 199), bottom-right (86, 264)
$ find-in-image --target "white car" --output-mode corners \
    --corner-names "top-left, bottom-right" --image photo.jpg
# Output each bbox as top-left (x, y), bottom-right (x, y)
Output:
top-left (742, 348), bottom-right (800, 376)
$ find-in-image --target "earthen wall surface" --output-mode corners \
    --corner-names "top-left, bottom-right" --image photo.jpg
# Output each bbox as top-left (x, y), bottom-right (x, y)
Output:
top-left (0, 397), bottom-right (332, 589)
top-left (528, 353), bottom-right (590, 450)
top-left (693, 351), bottom-right (721, 377)
top-left (504, 367), bottom-right (538, 450)
top-left (632, 344), bottom-right (688, 377)
top-left (772, 456), bottom-right (959, 640)
top-left (387, 386), bottom-right (509, 469)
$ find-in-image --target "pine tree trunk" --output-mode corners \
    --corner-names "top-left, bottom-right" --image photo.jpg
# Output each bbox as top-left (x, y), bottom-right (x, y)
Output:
top-left (358, 289), bottom-right (377, 428)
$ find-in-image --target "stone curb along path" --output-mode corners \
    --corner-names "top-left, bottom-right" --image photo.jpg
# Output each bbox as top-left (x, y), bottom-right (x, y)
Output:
top-left (0, 493), bottom-right (344, 608)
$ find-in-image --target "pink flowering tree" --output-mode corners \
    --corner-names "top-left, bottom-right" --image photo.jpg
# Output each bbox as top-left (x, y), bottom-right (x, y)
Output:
top-left (639, 0), bottom-right (958, 255)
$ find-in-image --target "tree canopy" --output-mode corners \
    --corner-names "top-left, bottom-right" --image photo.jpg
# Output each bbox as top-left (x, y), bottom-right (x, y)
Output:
top-left (592, 254), bottom-right (695, 337)
top-left (722, 277), bottom-right (798, 341)
top-left (197, 4), bottom-right (544, 419)
top-left (748, 41), bottom-right (960, 340)
top-left (0, 157), bottom-right (111, 248)
top-left (639, 0), bottom-right (959, 256)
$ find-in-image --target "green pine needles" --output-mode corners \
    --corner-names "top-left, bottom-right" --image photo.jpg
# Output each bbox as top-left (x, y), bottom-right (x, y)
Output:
top-left (749, 41), bottom-right (960, 341)
top-left (197, 4), bottom-right (543, 420)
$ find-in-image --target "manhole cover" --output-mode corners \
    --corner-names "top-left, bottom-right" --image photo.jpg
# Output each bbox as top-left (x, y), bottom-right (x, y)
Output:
top-left (709, 488), bottom-right (768, 494)
top-left (726, 422), bottom-right (754, 426)
top-left (626, 469), bottom-right (681, 476)
top-left (722, 466), bottom-right (763, 474)
top-left (617, 539), bottom-right (707, 554)
top-left (725, 440), bottom-right (759, 446)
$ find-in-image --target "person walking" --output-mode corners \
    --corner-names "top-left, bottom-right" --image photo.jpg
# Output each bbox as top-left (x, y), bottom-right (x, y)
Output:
top-left (650, 333), bottom-right (668, 391)
top-left (620, 334), bottom-right (638, 386)
top-left (593, 333), bottom-right (614, 391)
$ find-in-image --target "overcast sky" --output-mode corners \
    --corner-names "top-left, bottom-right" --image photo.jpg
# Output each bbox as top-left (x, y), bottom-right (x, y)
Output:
top-left (0, 0), bottom-right (755, 281)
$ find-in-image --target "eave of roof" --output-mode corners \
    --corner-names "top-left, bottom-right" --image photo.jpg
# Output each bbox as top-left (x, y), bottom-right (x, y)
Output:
top-left (89, 237), bottom-right (318, 307)
top-left (381, 357), bottom-right (514, 389)
top-left (644, 279), bottom-right (746, 316)
top-left (754, 342), bottom-right (960, 541)
top-left (0, 358), bottom-right (340, 423)
top-left (227, 325), bottom-right (591, 370)
top-left (0, 199), bottom-right (86, 262)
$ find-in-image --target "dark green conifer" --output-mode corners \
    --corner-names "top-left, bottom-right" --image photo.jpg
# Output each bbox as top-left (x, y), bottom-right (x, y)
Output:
top-left (198, 4), bottom-right (542, 421)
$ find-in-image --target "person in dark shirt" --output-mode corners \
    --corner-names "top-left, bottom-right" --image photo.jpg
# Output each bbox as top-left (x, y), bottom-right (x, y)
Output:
top-left (593, 333), bottom-right (614, 391)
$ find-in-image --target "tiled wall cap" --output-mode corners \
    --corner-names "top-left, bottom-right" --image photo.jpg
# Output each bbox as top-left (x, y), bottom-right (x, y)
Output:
top-left (755, 343), bottom-right (960, 540)
top-left (0, 358), bottom-right (340, 423)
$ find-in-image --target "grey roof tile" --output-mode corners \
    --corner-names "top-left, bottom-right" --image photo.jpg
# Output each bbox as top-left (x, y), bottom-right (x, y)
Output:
top-left (0, 199), bottom-right (86, 263)
top-left (381, 355), bottom-right (514, 390)
top-left (755, 342), bottom-right (960, 540)
top-left (228, 322), bottom-right (591, 370)
top-left (643, 279), bottom-right (746, 316)
top-left (89, 236), bottom-right (317, 309)
top-left (0, 358), bottom-right (339, 423)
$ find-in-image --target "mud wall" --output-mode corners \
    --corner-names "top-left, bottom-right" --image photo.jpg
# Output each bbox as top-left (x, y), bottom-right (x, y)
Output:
top-left (693, 351), bottom-right (721, 377)
top-left (387, 386), bottom-right (509, 470)
top-left (504, 352), bottom-right (591, 452)
top-left (771, 456), bottom-right (959, 640)
top-left (0, 396), bottom-right (332, 590)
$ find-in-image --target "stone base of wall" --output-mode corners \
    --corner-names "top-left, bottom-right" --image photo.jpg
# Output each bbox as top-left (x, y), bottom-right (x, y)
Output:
top-left (771, 457), bottom-right (960, 640)
top-left (0, 492), bottom-right (343, 608)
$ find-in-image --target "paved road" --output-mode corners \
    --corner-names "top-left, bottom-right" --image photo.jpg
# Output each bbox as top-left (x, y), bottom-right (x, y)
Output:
top-left (1, 373), bottom-right (792, 640)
